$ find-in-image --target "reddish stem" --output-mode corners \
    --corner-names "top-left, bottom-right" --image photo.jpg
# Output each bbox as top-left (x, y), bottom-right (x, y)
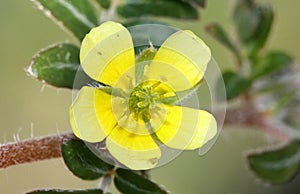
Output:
top-left (224, 106), bottom-right (292, 142)
top-left (0, 133), bottom-right (74, 169)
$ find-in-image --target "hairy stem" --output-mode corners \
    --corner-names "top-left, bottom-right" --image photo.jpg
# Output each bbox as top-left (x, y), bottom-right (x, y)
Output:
top-left (0, 133), bottom-right (74, 169)
top-left (223, 106), bottom-right (292, 142)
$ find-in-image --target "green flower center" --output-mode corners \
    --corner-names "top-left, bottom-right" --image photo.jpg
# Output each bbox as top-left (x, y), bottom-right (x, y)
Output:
top-left (128, 82), bottom-right (158, 121)
top-left (111, 75), bottom-right (177, 135)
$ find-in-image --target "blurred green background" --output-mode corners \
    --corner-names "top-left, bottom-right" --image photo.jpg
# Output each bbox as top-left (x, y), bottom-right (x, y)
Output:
top-left (0, 0), bottom-right (299, 193)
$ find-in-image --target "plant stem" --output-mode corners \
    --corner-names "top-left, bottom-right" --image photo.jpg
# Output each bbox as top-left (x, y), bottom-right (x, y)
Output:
top-left (223, 105), bottom-right (293, 142)
top-left (0, 133), bottom-right (74, 169)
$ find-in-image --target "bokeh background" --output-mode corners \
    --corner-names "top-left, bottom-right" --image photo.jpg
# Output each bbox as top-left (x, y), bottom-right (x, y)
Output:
top-left (0, 0), bottom-right (299, 193)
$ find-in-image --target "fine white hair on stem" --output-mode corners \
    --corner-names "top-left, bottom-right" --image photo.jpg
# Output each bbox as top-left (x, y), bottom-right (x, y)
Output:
top-left (17, 128), bottom-right (22, 141)
top-left (13, 133), bottom-right (18, 142)
top-left (55, 122), bottom-right (61, 135)
top-left (40, 84), bottom-right (46, 93)
top-left (56, 88), bottom-right (61, 96)
top-left (30, 122), bottom-right (34, 139)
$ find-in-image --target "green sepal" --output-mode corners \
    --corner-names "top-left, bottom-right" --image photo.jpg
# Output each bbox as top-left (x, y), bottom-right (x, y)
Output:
top-left (158, 82), bottom-right (200, 105)
top-left (135, 47), bottom-right (157, 84)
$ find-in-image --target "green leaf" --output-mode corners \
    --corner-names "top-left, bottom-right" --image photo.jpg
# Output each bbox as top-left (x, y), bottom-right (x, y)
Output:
top-left (114, 169), bottom-right (169, 194)
top-left (61, 139), bottom-right (114, 180)
top-left (96, 0), bottom-right (111, 9)
top-left (26, 189), bottom-right (105, 194)
top-left (271, 91), bottom-right (295, 114)
top-left (221, 71), bottom-right (251, 100)
top-left (26, 43), bottom-right (83, 89)
top-left (247, 5), bottom-right (274, 55)
top-left (233, 0), bottom-right (274, 55)
top-left (205, 23), bottom-right (241, 63)
top-left (117, 0), bottom-right (198, 19)
top-left (251, 51), bottom-right (293, 79)
top-left (248, 139), bottom-right (300, 184)
top-left (33, 0), bottom-right (97, 41)
top-left (233, 0), bottom-right (259, 43)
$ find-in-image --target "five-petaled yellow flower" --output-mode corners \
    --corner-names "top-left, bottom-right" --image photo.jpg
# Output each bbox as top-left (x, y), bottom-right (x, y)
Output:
top-left (70, 21), bottom-right (217, 170)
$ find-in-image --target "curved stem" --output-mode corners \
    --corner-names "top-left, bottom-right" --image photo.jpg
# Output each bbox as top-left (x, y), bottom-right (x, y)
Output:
top-left (0, 133), bottom-right (74, 169)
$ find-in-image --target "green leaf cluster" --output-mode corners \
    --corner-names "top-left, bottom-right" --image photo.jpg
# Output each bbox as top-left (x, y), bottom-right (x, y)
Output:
top-left (207, 0), bottom-right (293, 100)
top-left (206, 0), bottom-right (299, 184)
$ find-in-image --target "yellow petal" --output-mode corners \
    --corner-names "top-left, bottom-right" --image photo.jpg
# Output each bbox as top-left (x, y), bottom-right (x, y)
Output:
top-left (80, 21), bottom-right (135, 86)
top-left (145, 30), bottom-right (211, 91)
top-left (142, 62), bottom-right (194, 92)
top-left (70, 86), bottom-right (116, 142)
top-left (155, 105), bottom-right (217, 150)
top-left (106, 125), bottom-right (161, 170)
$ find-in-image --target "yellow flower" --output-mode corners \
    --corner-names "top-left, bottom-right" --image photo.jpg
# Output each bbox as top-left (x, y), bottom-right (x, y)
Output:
top-left (70, 21), bottom-right (217, 170)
